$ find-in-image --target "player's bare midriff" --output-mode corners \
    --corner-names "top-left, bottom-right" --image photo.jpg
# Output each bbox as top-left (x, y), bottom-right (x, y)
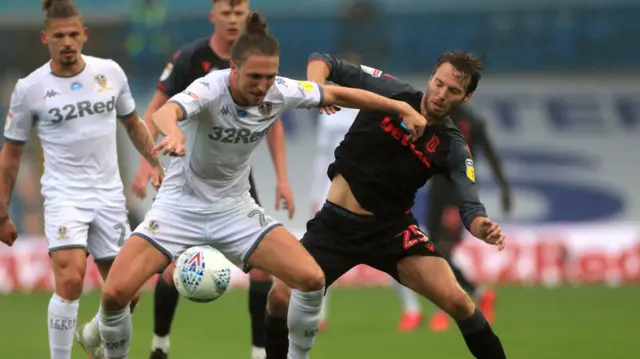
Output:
top-left (326, 173), bottom-right (374, 216)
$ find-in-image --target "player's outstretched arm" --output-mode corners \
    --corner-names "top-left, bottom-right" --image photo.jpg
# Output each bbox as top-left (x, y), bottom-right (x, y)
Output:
top-left (446, 139), bottom-right (505, 250)
top-left (307, 52), bottom-right (415, 98)
top-left (322, 85), bottom-right (427, 140)
top-left (151, 102), bottom-right (186, 156)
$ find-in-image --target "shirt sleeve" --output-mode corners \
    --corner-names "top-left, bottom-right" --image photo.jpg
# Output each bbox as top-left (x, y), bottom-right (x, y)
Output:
top-left (278, 77), bottom-right (324, 110)
top-left (111, 60), bottom-right (136, 117)
top-left (446, 138), bottom-right (488, 230)
top-left (3, 79), bottom-right (33, 145)
top-left (167, 75), bottom-right (220, 119)
top-left (308, 52), bottom-right (418, 99)
top-left (157, 50), bottom-right (190, 97)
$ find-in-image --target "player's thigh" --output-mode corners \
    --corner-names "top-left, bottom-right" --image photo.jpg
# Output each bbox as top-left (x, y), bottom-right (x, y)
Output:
top-left (299, 219), bottom-right (358, 289)
top-left (88, 203), bottom-right (131, 262)
top-left (102, 234), bottom-right (171, 310)
top-left (397, 255), bottom-right (474, 319)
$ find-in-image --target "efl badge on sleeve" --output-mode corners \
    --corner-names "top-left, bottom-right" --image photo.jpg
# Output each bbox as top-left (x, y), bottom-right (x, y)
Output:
top-left (297, 81), bottom-right (314, 92)
top-left (465, 158), bottom-right (475, 182)
top-left (258, 102), bottom-right (273, 117)
top-left (94, 74), bottom-right (113, 92)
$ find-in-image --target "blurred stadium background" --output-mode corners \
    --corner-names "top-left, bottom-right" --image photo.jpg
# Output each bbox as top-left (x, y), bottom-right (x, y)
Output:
top-left (1, 0), bottom-right (640, 358)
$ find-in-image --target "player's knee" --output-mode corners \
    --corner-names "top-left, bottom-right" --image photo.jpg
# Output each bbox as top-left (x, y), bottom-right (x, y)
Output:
top-left (101, 279), bottom-right (135, 312)
top-left (249, 268), bottom-right (273, 282)
top-left (289, 261), bottom-right (325, 292)
top-left (267, 282), bottom-right (291, 316)
top-left (441, 289), bottom-right (475, 320)
top-left (55, 270), bottom-right (85, 300)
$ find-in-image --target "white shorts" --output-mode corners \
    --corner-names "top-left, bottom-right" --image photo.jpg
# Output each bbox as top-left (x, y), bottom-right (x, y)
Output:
top-left (132, 195), bottom-right (281, 272)
top-left (45, 203), bottom-right (130, 261)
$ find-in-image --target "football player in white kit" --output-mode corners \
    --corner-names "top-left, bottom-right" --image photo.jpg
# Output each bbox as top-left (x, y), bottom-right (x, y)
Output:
top-left (0, 1), bottom-right (163, 359)
top-left (97, 12), bottom-right (428, 359)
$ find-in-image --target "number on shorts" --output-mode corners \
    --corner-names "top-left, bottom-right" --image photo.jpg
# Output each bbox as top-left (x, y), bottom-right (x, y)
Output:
top-left (248, 209), bottom-right (269, 227)
top-left (114, 222), bottom-right (127, 247)
top-left (397, 224), bottom-right (429, 250)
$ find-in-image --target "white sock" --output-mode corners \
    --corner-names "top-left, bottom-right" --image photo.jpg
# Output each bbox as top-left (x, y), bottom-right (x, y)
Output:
top-left (287, 288), bottom-right (324, 359)
top-left (48, 293), bottom-right (80, 359)
top-left (320, 288), bottom-right (331, 321)
top-left (99, 306), bottom-right (131, 359)
top-left (251, 345), bottom-right (266, 359)
top-left (392, 279), bottom-right (421, 313)
top-left (151, 334), bottom-right (170, 353)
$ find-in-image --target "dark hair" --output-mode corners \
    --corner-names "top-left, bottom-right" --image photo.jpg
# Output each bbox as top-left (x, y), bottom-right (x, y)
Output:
top-left (42, 0), bottom-right (81, 24)
top-left (230, 12), bottom-right (279, 65)
top-left (212, 0), bottom-right (247, 6)
top-left (433, 52), bottom-right (484, 94)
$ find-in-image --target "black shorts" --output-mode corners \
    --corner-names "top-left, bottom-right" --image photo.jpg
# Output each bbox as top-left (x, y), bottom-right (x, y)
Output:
top-left (301, 201), bottom-right (442, 288)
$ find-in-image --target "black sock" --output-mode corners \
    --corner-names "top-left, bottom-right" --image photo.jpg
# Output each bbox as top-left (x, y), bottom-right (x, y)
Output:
top-left (447, 256), bottom-right (478, 296)
top-left (265, 313), bottom-right (289, 359)
top-left (456, 308), bottom-right (506, 359)
top-left (154, 276), bottom-right (180, 336)
top-left (249, 279), bottom-right (272, 348)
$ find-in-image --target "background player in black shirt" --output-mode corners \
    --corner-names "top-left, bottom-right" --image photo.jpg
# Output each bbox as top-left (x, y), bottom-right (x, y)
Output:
top-left (427, 104), bottom-right (512, 332)
top-left (264, 52), bottom-right (507, 359)
top-left (129, 2), bottom-right (294, 359)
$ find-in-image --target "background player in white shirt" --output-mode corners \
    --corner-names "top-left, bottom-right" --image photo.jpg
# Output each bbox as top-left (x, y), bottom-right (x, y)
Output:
top-left (97, 12), bottom-right (427, 359)
top-left (0, 1), bottom-right (163, 359)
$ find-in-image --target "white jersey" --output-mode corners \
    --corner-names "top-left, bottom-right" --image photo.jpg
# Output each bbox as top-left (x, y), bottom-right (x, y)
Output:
top-left (309, 107), bottom-right (360, 204)
top-left (157, 69), bottom-right (323, 209)
top-left (3, 56), bottom-right (136, 206)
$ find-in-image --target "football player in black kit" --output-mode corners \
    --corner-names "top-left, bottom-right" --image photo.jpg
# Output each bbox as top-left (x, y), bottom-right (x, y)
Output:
top-left (427, 104), bottom-right (513, 332)
top-left (264, 52), bottom-right (508, 359)
top-left (130, 1), bottom-right (294, 359)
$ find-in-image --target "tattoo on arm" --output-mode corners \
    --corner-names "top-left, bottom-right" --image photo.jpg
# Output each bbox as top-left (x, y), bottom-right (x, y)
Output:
top-left (124, 116), bottom-right (161, 168)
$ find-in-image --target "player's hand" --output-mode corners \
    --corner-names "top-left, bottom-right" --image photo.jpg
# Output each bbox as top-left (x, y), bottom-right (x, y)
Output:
top-left (473, 217), bottom-right (506, 251)
top-left (319, 105), bottom-right (341, 115)
top-left (132, 163), bottom-right (153, 199)
top-left (400, 107), bottom-right (427, 142)
top-left (0, 217), bottom-right (18, 247)
top-left (275, 181), bottom-right (295, 219)
top-left (151, 165), bottom-right (165, 191)
top-left (153, 134), bottom-right (185, 157)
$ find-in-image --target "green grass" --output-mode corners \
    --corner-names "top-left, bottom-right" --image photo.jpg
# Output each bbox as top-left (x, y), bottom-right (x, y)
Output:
top-left (1, 286), bottom-right (639, 358)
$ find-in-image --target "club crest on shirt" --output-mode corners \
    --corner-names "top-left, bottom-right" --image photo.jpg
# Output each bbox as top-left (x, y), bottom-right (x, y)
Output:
top-left (258, 102), bottom-right (273, 117)
top-left (94, 74), bottom-right (112, 92)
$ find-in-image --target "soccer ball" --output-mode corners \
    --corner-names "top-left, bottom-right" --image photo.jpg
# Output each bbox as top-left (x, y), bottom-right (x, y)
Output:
top-left (173, 246), bottom-right (232, 303)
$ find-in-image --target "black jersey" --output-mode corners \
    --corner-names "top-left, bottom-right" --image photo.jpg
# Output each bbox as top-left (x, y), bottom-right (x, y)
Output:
top-left (157, 37), bottom-right (230, 97)
top-left (309, 52), bottom-right (488, 230)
